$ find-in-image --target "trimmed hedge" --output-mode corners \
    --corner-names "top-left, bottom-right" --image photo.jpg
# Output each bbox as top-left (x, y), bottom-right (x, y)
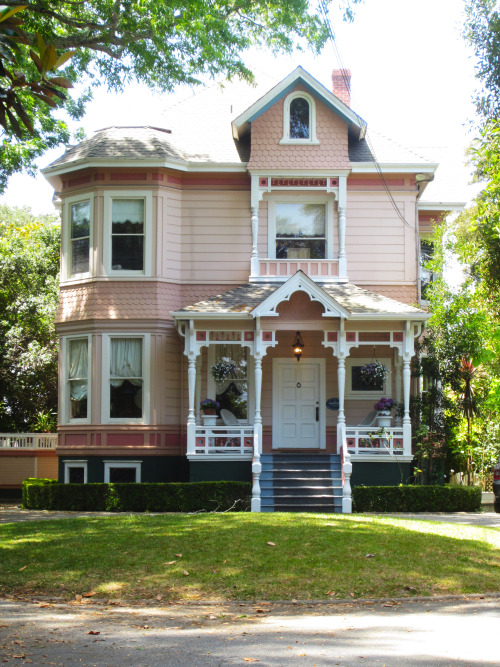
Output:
top-left (22, 479), bottom-right (251, 512)
top-left (352, 484), bottom-right (482, 513)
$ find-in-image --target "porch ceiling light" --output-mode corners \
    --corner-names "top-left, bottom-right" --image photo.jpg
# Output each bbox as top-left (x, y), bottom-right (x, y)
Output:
top-left (292, 331), bottom-right (304, 362)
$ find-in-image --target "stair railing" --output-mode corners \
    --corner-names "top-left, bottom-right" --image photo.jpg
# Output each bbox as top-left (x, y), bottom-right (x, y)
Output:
top-left (340, 430), bottom-right (353, 514)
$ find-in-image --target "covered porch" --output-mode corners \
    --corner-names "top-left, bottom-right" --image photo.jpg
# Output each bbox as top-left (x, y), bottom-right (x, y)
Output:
top-left (172, 272), bottom-right (428, 512)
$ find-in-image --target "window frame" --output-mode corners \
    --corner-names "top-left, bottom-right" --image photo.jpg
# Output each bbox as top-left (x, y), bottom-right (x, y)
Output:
top-left (61, 335), bottom-right (91, 425)
top-left (103, 460), bottom-right (142, 483)
top-left (207, 345), bottom-right (254, 424)
top-left (268, 196), bottom-right (334, 260)
top-left (103, 190), bottom-right (153, 277)
top-left (345, 357), bottom-right (392, 400)
top-left (63, 460), bottom-right (88, 484)
top-left (63, 193), bottom-right (94, 280)
top-left (419, 235), bottom-right (435, 304)
top-left (101, 334), bottom-right (150, 425)
top-left (280, 91), bottom-right (319, 145)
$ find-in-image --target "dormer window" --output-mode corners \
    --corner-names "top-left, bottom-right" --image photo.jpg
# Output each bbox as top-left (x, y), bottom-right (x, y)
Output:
top-left (280, 91), bottom-right (319, 145)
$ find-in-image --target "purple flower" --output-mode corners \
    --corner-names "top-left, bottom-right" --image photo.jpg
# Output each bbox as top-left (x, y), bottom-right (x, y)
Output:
top-left (374, 397), bottom-right (395, 411)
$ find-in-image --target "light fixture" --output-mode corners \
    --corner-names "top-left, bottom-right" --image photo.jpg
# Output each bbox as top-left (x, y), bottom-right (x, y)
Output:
top-left (292, 331), bottom-right (304, 362)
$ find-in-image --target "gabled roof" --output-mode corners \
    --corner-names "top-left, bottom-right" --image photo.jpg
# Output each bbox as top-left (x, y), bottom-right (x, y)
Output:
top-left (232, 66), bottom-right (367, 142)
top-left (173, 273), bottom-right (429, 321)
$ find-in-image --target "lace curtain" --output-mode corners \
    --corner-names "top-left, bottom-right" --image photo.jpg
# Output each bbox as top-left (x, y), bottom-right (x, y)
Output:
top-left (69, 339), bottom-right (88, 401)
top-left (110, 339), bottom-right (142, 387)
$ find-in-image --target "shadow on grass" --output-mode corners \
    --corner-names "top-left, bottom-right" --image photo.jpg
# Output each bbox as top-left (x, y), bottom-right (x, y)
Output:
top-left (0, 514), bottom-right (499, 600)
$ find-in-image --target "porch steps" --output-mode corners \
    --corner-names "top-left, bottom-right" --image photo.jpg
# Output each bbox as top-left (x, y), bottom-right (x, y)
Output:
top-left (260, 454), bottom-right (343, 513)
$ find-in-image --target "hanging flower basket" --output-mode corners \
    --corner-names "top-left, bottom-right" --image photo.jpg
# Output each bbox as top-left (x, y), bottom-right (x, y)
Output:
top-left (360, 361), bottom-right (388, 387)
top-left (211, 359), bottom-right (238, 383)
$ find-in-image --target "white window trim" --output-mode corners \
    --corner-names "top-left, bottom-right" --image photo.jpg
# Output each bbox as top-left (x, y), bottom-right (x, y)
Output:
top-left (63, 460), bottom-right (88, 484)
top-left (103, 460), bottom-right (142, 483)
top-left (267, 196), bottom-right (334, 260)
top-left (63, 193), bottom-right (94, 281)
top-left (345, 357), bottom-right (392, 400)
top-left (101, 334), bottom-right (150, 425)
top-left (103, 190), bottom-right (153, 277)
top-left (61, 335), bottom-right (91, 425)
top-left (207, 345), bottom-right (254, 424)
top-left (280, 91), bottom-right (319, 145)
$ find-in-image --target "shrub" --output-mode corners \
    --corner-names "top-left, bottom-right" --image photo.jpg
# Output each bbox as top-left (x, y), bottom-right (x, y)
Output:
top-left (352, 484), bottom-right (482, 513)
top-left (22, 480), bottom-right (251, 512)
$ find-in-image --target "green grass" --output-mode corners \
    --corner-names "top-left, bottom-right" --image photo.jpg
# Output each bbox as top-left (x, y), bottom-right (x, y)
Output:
top-left (0, 513), bottom-right (499, 601)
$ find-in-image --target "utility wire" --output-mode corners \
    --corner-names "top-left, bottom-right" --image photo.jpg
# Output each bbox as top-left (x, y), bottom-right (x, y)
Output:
top-left (318, 0), bottom-right (415, 230)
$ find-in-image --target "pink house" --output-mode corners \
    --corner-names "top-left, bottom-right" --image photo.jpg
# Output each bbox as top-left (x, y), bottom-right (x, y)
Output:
top-left (42, 67), bottom-right (462, 512)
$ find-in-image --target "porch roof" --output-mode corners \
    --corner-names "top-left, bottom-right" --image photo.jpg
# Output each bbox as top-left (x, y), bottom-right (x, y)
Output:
top-left (173, 279), bottom-right (428, 321)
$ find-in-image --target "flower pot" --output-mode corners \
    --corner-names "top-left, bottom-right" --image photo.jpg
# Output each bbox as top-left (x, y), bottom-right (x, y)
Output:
top-left (202, 414), bottom-right (217, 426)
top-left (202, 408), bottom-right (216, 415)
top-left (376, 412), bottom-right (392, 428)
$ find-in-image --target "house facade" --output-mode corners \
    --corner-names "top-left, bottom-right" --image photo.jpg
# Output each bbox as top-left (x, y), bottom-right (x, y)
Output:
top-left (42, 67), bottom-right (461, 512)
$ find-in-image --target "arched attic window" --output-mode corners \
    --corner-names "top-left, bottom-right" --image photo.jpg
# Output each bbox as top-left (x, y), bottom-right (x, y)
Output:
top-left (280, 91), bottom-right (319, 144)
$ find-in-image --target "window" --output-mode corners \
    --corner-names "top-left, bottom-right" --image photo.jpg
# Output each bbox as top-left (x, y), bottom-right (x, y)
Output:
top-left (345, 357), bottom-right (391, 399)
top-left (275, 202), bottom-right (326, 259)
top-left (63, 460), bottom-right (88, 484)
top-left (67, 338), bottom-right (89, 420)
top-left (210, 345), bottom-right (249, 421)
top-left (280, 92), bottom-right (318, 144)
top-left (104, 461), bottom-right (141, 483)
top-left (103, 191), bottom-right (152, 276)
top-left (64, 195), bottom-right (93, 279)
top-left (420, 239), bottom-right (435, 301)
top-left (102, 335), bottom-right (150, 423)
top-left (268, 198), bottom-right (333, 260)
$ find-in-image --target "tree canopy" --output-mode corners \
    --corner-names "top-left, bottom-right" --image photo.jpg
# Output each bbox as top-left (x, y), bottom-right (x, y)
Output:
top-left (0, 0), bottom-right (363, 192)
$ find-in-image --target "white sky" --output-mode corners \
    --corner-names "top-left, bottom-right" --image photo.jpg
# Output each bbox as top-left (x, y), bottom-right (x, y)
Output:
top-left (0, 0), bottom-right (479, 214)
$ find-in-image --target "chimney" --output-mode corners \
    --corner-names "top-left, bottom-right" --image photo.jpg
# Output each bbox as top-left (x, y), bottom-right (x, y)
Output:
top-left (331, 69), bottom-right (351, 106)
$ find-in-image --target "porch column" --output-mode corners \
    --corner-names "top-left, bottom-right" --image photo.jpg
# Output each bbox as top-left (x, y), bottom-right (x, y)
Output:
top-left (251, 205), bottom-right (260, 277)
top-left (338, 176), bottom-right (347, 278)
top-left (186, 353), bottom-right (197, 457)
top-left (337, 353), bottom-right (347, 445)
top-left (195, 355), bottom-right (202, 424)
top-left (402, 356), bottom-right (412, 456)
top-left (394, 350), bottom-right (402, 425)
top-left (252, 354), bottom-right (263, 512)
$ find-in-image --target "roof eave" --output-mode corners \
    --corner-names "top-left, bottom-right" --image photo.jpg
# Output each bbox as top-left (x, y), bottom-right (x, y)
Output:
top-left (351, 162), bottom-right (439, 174)
top-left (418, 202), bottom-right (466, 211)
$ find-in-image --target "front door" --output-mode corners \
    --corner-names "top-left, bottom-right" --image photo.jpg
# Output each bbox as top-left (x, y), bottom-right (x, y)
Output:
top-left (272, 359), bottom-right (325, 449)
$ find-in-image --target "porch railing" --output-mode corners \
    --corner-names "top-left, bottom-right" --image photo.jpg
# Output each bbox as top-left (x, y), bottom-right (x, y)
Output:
top-left (257, 259), bottom-right (339, 280)
top-left (345, 427), bottom-right (404, 456)
top-left (194, 426), bottom-right (253, 456)
top-left (0, 433), bottom-right (57, 450)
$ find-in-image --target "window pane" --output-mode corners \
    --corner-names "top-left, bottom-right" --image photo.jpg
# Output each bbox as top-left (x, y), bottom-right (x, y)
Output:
top-left (110, 379), bottom-right (143, 418)
top-left (112, 200), bottom-right (144, 227)
top-left (112, 235), bottom-right (144, 270)
top-left (352, 366), bottom-right (383, 392)
top-left (290, 98), bottom-right (310, 139)
top-left (109, 467), bottom-right (137, 483)
top-left (213, 345), bottom-right (248, 420)
top-left (71, 238), bottom-right (89, 274)
top-left (68, 467), bottom-right (84, 484)
top-left (69, 387), bottom-right (87, 418)
top-left (276, 239), bottom-right (326, 259)
top-left (71, 201), bottom-right (90, 239)
top-left (276, 203), bottom-right (325, 237)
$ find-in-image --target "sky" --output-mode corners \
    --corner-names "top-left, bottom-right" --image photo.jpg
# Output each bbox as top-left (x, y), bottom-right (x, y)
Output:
top-left (0, 0), bottom-right (480, 214)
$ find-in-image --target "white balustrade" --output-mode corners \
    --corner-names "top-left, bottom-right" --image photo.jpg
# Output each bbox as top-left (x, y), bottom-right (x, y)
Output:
top-left (194, 426), bottom-right (253, 456)
top-left (258, 259), bottom-right (339, 279)
top-left (0, 433), bottom-right (57, 449)
top-left (345, 427), bottom-right (404, 456)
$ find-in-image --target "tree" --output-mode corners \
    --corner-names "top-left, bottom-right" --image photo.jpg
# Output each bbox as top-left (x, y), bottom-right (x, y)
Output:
top-left (0, 0), bottom-right (363, 191)
top-left (0, 205), bottom-right (60, 431)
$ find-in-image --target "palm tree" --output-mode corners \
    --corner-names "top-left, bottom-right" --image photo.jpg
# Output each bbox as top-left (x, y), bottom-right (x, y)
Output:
top-left (458, 358), bottom-right (481, 485)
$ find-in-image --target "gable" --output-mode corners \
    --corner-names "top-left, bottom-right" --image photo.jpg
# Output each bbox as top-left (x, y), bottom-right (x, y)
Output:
top-left (247, 84), bottom-right (351, 171)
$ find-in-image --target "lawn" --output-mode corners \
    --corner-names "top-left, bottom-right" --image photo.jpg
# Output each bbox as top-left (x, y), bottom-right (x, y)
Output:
top-left (0, 513), bottom-right (499, 601)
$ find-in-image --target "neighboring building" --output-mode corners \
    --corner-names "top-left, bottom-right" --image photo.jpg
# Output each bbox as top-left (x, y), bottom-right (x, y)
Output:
top-left (40, 67), bottom-right (464, 511)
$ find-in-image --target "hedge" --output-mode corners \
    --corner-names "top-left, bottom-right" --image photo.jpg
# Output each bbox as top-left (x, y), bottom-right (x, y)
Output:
top-left (352, 484), bottom-right (482, 513)
top-left (22, 479), bottom-right (251, 512)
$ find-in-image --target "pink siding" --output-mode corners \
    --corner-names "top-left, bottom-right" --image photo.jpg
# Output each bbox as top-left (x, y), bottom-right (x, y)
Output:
top-left (248, 85), bottom-right (350, 170)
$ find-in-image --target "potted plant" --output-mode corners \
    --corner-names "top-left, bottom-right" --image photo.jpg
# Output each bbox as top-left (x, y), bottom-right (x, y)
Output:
top-left (211, 359), bottom-right (238, 382)
top-left (374, 397), bottom-right (395, 427)
top-left (200, 398), bottom-right (219, 415)
top-left (360, 361), bottom-right (388, 388)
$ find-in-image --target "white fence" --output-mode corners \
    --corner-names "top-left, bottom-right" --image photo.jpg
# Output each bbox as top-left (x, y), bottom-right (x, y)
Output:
top-left (0, 433), bottom-right (57, 450)
top-left (345, 427), bottom-right (404, 455)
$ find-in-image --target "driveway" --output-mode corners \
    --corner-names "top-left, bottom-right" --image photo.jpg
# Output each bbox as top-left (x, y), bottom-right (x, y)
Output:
top-left (1, 596), bottom-right (499, 665)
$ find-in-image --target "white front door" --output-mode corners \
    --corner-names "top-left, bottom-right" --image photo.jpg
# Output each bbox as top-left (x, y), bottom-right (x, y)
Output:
top-left (272, 359), bottom-right (325, 449)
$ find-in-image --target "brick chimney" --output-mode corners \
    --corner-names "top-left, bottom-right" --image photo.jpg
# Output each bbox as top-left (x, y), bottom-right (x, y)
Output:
top-left (332, 69), bottom-right (351, 106)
